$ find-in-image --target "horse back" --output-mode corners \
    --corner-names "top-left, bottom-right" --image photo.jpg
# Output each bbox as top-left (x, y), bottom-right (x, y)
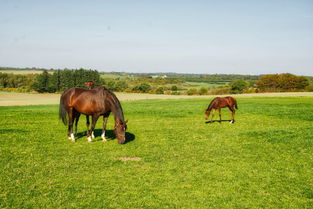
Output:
top-left (211, 97), bottom-right (228, 108)
top-left (211, 96), bottom-right (236, 108)
top-left (224, 96), bottom-right (236, 107)
top-left (61, 87), bottom-right (109, 115)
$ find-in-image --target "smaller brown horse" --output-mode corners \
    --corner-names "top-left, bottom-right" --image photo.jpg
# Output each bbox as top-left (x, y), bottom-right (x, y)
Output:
top-left (205, 96), bottom-right (238, 123)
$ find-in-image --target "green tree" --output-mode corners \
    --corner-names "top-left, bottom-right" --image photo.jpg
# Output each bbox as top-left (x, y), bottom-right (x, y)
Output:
top-left (32, 70), bottom-right (55, 92)
top-left (156, 87), bottom-right (164, 94)
top-left (199, 87), bottom-right (208, 95)
top-left (257, 73), bottom-right (309, 92)
top-left (51, 70), bottom-right (61, 92)
top-left (171, 85), bottom-right (178, 91)
top-left (296, 76), bottom-right (309, 89)
top-left (187, 88), bottom-right (198, 95)
top-left (230, 80), bottom-right (248, 94)
top-left (133, 83), bottom-right (151, 93)
top-left (107, 81), bottom-right (116, 91)
top-left (115, 81), bottom-right (128, 92)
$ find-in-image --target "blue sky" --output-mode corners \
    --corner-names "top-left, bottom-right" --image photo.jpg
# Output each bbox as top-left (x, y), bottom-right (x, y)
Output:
top-left (0, 0), bottom-right (312, 75)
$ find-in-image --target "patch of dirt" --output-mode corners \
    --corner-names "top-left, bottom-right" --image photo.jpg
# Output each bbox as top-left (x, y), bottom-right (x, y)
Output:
top-left (1, 91), bottom-right (313, 106)
top-left (117, 157), bottom-right (142, 161)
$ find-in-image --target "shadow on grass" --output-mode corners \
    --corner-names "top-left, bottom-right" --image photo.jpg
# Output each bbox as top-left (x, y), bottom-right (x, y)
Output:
top-left (205, 120), bottom-right (234, 124)
top-left (75, 129), bottom-right (135, 144)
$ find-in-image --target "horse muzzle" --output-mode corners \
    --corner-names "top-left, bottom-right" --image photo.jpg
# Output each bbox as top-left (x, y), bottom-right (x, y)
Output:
top-left (118, 139), bottom-right (125, 144)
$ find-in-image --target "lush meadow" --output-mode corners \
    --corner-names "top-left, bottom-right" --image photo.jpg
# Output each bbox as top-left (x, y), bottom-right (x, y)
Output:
top-left (0, 97), bottom-right (312, 208)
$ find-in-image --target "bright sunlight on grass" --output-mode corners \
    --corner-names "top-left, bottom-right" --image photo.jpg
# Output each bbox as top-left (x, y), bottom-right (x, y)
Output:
top-left (0, 97), bottom-right (312, 208)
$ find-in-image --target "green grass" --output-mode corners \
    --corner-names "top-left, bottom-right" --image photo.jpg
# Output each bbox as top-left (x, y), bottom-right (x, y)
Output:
top-left (0, 97), bottom-right (312, 208)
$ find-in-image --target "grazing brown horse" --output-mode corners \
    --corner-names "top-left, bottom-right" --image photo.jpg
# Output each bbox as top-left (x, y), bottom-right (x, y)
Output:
top-left (205, 96), bottom-right (238, 123)
top-left (59, 86), bottom-right (128, 143)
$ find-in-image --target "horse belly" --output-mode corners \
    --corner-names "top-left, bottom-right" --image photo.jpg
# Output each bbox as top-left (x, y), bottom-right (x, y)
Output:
top-left (73, 100), bottom-right (102, 115)
top-left (219, 101), bottom-right (229, 108)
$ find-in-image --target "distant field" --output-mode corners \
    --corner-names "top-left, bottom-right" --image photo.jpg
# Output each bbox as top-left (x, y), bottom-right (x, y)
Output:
top-left (100, 73), bottom-right (138, 79)
top-left (1, 91), bottom-right (313, 106)
top-left (184, 81), bottom-right (228, 89)
top-left (0, 97), bottom-right (312, 208)
top-left (0, 70), bottom-right (44, 74)
top-left (0, 91), bottom-right (207, 106)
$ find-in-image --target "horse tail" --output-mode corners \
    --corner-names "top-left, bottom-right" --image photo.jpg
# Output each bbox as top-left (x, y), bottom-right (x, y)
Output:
top-left (59, 94), bottom-right (68, 125)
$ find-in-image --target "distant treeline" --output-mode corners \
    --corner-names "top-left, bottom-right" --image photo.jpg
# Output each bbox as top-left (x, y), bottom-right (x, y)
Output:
top-left (33, 69), bottom-right (102, 92)
top-left (0, 67), bottom-right (312, 94)
top-left (124, 72), bottom-right (260, 83)
top-left (168, 74), bottom-right (260, 83)
top-left (256, 73), bottom-right (310, 92)
top-left (0, 69), bottom-right (101, 93)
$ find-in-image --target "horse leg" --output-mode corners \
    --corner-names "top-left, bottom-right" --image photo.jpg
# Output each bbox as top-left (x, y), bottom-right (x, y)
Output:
top-left (86, 115), bottom-right (95, 138)
top-left (231, 107), bottom-right (236, 123)
top-left (228, 106), bottom-right (235, 123)
top-left (218, 108), bottom-right (222, 123)
top-left (211, 109), bottom-right (216, 122)
top-left (67, 107), bottom-right (75, 142)
top-left (74, 111), bottom-right (80, 135)
top-left (86, 115), bottom-right (90, 136)
top-left (87, 114), bottom-right (100, 142)
top-left (90, 116), bottom-right (95, 139)
top-left (102, 116), bottom-right (109, 142)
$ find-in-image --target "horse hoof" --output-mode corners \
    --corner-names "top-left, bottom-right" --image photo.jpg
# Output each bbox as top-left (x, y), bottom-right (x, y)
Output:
top-left (69, 133), bottom-right (75, 141)
top-left (87, 136), bottom-right (92, 143)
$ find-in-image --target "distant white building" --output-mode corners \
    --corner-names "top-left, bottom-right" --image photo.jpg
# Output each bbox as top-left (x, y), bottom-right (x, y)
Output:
top-left (152, 75), bottom-right (167, 78)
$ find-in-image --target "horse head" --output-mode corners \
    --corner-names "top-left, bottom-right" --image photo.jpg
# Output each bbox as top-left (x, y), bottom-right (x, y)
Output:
top-left (114, 120), bottom-right (128, 144)
top-left (204, 109), bottom-right (210, 120)
top-left (84, 81), bottom-right (95, 90)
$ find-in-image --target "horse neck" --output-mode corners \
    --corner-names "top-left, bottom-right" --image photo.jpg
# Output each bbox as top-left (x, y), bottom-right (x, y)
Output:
top-left (207, 98), bottom-right (216, 112)
top-left (107, 93), bottom-right (124, 124)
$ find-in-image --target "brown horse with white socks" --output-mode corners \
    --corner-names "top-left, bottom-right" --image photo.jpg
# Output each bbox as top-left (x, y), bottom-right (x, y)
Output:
top-left (59, 86), bottom-right (127, 143)
top-left (205, 96), bottom-right (238, 123)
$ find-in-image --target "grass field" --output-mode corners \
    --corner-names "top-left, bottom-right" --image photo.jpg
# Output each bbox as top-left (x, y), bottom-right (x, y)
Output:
top-left (0, 97), bottom-right (312, 208)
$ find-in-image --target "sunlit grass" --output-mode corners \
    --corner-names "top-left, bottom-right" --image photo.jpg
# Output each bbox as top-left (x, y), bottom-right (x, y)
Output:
top-left (0, 97), bottom-right (312, 208)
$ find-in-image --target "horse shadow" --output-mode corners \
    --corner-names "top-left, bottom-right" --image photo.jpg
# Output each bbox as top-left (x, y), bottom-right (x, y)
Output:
top-left (205, 120), bottom-right (233, 124)
top-left (76, 129), bottom-right (135, 144)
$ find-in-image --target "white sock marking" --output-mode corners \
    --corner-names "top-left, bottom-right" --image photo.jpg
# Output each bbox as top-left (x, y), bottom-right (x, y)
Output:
top-left (70, 133), bottom-right (75, 141)
top-left (101, 133), bottom-right (107, 141)
top-left (92, 131), bottom-right (95, 139)
top-left (87, 136), bottom-right (92, 142)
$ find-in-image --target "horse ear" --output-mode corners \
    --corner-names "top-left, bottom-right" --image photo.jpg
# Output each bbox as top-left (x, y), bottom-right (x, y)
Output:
top-left (125, 120), bottom-right (128, 123)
